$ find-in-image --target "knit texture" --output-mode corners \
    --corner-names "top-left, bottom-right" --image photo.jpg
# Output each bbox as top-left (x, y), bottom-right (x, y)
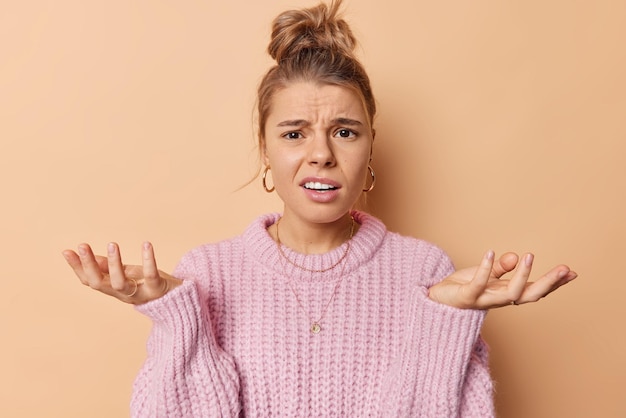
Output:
top-left (131, 211), bottom-right (494, 417)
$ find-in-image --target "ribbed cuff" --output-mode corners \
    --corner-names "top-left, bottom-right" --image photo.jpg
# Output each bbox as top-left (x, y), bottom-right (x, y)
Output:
top-left (132, 279), bottom-right (241, 417)
top-left (135, 279), bottom-right (200, 325)
top-left (381, 286), bottom-right (486, 417)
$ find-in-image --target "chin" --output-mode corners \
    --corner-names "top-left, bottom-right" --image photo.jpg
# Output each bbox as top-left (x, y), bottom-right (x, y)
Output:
top-left (293, 206), bottom-right (354, 225)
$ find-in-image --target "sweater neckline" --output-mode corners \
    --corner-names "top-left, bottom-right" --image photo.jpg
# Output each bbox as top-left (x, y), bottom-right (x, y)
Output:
top-left (243, 211), bottom-right (387, 282)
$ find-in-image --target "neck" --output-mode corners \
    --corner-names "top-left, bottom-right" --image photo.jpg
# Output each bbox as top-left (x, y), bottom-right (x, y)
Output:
top-left (271, 212), bottom-right (356, 254)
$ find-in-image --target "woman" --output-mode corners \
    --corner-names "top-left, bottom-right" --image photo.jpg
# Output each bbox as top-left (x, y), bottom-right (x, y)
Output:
top-left (62, 1), bottom-right (577, 416)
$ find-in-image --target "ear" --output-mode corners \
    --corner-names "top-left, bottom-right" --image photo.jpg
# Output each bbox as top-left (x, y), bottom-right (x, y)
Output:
top-left (262, 150), bottom-right (270, 167)
top-left (260, 138), bottom-right (270, 166)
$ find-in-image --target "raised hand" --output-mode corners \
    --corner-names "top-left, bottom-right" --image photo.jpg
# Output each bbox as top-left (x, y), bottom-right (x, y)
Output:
top-left (428, 251), bottom-right (578, 310)
top-left (62, 242), bottom-right (182, 305)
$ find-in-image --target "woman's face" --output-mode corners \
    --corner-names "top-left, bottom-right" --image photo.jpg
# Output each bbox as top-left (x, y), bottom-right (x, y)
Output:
top-left (263, 81), bottom-right (373, 225)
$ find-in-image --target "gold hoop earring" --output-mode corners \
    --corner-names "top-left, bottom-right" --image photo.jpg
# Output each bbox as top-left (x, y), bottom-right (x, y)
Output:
top-left (262, 166), bottom-right (275, 193)
top-left (363, 165), bottom-right (376, 192)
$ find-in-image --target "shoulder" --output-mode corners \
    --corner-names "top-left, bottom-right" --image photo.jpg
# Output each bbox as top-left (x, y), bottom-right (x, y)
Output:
top-left (385, 230), bottom-right (451, 263)
top-left (173, 236), bottom-right (243, 279)
top-left (356, 212), bottom-right (454, 286)
top-left (387, 231), bottom-right (454, 281)
top-left (356, 211), bottom-right (449, 259)
top-left (173, 213), bottom-right (279, 279)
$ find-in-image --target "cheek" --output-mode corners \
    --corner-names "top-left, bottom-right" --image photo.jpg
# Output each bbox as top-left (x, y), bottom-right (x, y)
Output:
top-left (267, 153), bottom-right (301, 181)
top-left (340, 161), bottom-right (369, 193)
top-left (346, 150), bottom-right (371, 174)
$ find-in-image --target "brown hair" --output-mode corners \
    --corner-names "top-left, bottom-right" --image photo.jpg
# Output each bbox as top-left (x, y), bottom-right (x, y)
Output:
top-left (257, 0), bottom-right (376, 149)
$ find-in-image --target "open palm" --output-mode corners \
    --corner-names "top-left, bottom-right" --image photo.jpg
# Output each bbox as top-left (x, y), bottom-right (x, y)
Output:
top-left (428, 251), bottom-right (577, 309)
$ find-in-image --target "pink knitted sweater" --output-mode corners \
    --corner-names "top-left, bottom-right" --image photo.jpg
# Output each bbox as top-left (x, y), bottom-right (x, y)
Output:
top-left (131, 211), bottom-right (494, 417)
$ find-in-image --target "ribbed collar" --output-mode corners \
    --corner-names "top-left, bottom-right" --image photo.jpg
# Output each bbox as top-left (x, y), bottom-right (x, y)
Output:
top-left (243, 211), bottom-right (387, 282)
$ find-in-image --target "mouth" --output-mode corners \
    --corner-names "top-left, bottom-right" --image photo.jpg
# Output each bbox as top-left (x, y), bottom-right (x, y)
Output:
top-left (303, 181), bottom-right (339, 191)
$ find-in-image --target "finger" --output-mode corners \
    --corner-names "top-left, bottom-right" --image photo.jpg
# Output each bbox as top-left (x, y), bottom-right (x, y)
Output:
top-left (62, 249), bottom-right (81, 269)
top-left (107, 242), bottom-right (127, 291)
top-left (491, 252), bottom-right (519, 279)
top-left (95, 255), bottom-right (110, 274)
top-left (506, 253), bottom-right (534, 302)
top-left (563, 270), bottom-right (578, 283)
top-left (76, 244), bottom-right (105, 289)
top-left (519, 266), bottom-right (576, 303)
top-left (62, 250), bottom-right (89, 285)
top-left (465, 250), bottom-right (495, 300)
top-left (550, 270), bottom-right (578, 291)
top-left (142, 242), bottom-right (159, 285)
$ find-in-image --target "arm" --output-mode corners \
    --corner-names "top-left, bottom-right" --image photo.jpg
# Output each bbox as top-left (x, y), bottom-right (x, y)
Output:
top-left (427, 250), bottom-right (578, 416)
top-left (425, 249), bottom-right (494, 417)
top-left (380, 286), bottom-right (489, 417)
top-left (458, 336), bottom-right (495, 417)
top-left (426, 247), bottom-right (495, 417)
top-left (131, 280), bottom-right (241, 417)
top-left (62, 243), bottom-right (241, 417)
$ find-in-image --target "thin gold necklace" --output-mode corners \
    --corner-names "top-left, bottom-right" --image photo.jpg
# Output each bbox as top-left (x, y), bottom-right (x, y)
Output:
top-left (276, 216), bottom-right (355, 334)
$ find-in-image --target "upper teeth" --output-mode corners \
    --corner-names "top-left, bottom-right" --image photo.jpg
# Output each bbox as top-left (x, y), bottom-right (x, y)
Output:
top-left (304, 182), bottom-right (335, 190)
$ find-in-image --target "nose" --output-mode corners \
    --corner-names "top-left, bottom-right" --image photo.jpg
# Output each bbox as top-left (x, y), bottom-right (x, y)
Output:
top-left (308, 134), bottom-right (336, 168)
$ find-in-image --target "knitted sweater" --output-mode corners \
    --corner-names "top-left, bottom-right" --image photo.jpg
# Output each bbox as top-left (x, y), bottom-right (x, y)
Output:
top-left (131, 211), bottom-right (494, 417)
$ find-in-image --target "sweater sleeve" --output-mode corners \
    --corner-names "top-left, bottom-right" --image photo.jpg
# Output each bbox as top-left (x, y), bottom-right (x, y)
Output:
top-left (429, 247), bottom-right (495, 417)
top-left (458, 335), bottom-right (495, 417)
top-left (380, 286), bottom-right (491, 417)
top-left (380, 243), bottom-right (494, 417)
top-left (130, 258), bottom-right (241, 417)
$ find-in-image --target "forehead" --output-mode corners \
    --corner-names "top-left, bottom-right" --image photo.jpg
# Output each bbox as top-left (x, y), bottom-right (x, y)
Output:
top-left (268, 82), bottom-right (367, 122)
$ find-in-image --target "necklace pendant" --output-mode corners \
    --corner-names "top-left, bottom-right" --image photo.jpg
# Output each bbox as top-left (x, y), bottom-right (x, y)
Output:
top-left (311, 323), bottom-right (321, 334)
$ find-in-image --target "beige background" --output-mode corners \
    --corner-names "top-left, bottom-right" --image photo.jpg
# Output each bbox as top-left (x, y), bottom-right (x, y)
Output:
top-left (1, 0), bottom-right (624, 417)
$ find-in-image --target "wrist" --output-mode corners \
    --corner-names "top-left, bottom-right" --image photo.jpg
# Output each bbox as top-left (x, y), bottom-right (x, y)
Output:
top-left (163, 276), bottom-right (183, 296)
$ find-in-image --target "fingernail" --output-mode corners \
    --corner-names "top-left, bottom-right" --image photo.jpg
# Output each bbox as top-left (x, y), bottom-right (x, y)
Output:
top-left (525, 253), bottom-right (534, 266)
top-left (78, 245), bottom-right (87, 256)
top-left (143, 242), bottom-right (151, 251)
top-left (108, 242), bottom-right (115, 255)
top-left (486, 250), bottom-right (495, 261)
top-left (558, 270), bottom-right (568, 279)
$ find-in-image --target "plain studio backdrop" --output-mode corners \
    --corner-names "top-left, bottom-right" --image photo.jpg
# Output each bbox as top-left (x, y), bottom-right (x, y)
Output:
top-left (1, 1), bottom-right (624, 417)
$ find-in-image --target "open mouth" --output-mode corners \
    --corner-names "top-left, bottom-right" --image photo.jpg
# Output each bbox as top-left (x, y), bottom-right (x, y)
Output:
top-left (303, 181), bottom-right (338, 191)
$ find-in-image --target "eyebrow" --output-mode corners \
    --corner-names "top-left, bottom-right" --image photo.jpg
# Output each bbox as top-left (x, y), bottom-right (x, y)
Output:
top-left (276, 118), bottom-right (364, 127)
top-left (276, 119), bottom-right (310, 127)
top-left (334, 118), bottom-right (363, 126)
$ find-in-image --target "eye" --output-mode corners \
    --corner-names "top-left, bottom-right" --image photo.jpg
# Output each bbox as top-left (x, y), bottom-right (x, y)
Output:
top-left (283, 131), bottom-right (303, 140)
top-left (334, 129), bottom-right (357, 139)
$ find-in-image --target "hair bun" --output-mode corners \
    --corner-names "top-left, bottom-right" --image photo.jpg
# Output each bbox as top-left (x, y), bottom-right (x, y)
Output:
top-left (268, 0), bottom-right (356, 63)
